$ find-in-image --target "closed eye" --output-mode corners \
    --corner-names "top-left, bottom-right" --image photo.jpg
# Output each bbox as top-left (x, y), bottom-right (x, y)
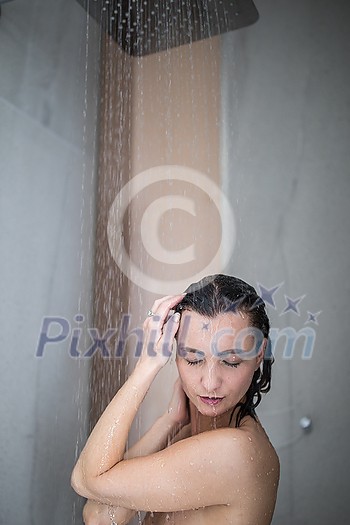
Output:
top-left (186, 359), bottom-right (240, 368)
top-left (222, 361), bottom-right (240, 368)
top-left (185, 359), bottom-right (203, 366)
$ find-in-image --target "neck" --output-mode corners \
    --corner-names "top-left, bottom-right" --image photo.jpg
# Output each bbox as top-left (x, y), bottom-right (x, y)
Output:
top-left (189, 401), bottom-right (238, 435)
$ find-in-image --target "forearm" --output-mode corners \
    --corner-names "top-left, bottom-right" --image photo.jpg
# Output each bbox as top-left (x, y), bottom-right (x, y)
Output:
top-left (72, 360), bottom-right (161, 486)
top-left (125, 411), bottom-right (183, 459)
top-left (83, 411), bottom-right (181, 525)
top-left (83, 499), bottom-right (136, 525)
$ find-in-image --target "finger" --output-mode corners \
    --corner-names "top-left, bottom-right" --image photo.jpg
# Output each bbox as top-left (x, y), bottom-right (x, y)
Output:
top-left (174, 377), bottom-right (181, 388)
top-left (170, 378), bottom-right (182, 401)
top-left (143, 295), bottom-right (185, 334)
top-left (149, 295), bottom-right (185, 323)
top-left (143, 296), bottom-right (185, 355)
top-left (157, 312), bottom-right (181, 357)
top-left (152, 294), bottom-right (185, 313)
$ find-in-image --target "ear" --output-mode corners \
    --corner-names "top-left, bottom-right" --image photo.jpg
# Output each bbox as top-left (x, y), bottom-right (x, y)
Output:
top-left (255, 338), bottom-right (267, 370)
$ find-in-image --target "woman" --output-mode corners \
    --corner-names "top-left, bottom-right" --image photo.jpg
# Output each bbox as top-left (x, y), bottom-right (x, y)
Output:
top-left (72, 274), bottom-right (279, 525)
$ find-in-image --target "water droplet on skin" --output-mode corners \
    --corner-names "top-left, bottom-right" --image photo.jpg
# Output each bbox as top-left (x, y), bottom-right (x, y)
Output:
top-left (189, 462), bottom-right (194, 466)
top-left (250, 456), bottom-right (254, 461)
top-left (248, 436), bottom-right (252, 442)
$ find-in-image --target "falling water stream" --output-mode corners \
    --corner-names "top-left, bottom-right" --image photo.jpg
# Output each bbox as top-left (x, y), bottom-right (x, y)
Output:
top-left (76, 2), bottom-right (258, 524)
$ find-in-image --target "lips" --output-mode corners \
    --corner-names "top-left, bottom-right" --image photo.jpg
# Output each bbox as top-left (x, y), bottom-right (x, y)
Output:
top-left (199, 396), bottom-right (224, 406)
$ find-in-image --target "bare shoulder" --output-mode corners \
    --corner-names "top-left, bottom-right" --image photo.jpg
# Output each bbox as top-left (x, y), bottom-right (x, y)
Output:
top-left (78, 416), bottom-right (279, 513)
top-left (173, 417), bottom-right (279, 477)
top-left (172, 420), bottom-right (279, 516)
top-left (207, 418), bottom-right (279, 518)
top-left (234, 417), bottom-right (280, 491)
top-left (201, 418), bottom-right (279, 486)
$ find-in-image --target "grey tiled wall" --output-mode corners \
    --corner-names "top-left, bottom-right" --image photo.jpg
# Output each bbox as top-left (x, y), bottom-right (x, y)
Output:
top-left (0, 1), bottom-right (100, 523)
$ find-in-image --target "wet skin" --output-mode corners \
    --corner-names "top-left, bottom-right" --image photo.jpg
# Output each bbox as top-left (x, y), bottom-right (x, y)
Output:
top-left (176, 310), bottom-right (265, 430)
top-left (143, 310), bottom-right (279, 524)
top-left (74, 296), bottom-right (279, 525)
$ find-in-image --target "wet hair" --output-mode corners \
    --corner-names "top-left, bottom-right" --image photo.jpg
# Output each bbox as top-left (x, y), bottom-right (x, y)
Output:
top-left (174, 274), bottom-right (273, 427)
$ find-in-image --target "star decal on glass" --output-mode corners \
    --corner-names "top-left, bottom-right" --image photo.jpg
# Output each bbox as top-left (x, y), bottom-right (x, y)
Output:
top-left (257, 282), bottom-right (284, 309)
top-left (305, 311), bottom-right (322, 325)
top-left (281, 294), bottom-right (306, 316)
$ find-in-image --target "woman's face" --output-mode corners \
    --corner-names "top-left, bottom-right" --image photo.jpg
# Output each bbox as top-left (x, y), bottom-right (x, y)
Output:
top-left (175, 310), bottom-right (265, 418)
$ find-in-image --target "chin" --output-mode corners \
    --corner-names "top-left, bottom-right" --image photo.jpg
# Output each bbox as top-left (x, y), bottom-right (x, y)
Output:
top-left (200, 406), bottom-right (225, 416)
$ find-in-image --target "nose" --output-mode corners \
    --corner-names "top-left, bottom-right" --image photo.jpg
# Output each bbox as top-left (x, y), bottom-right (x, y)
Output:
top-left (201, 362), bottom-right (223, 394)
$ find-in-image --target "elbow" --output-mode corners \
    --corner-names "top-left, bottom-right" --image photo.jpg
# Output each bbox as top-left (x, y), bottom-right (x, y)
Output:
top-left (71, 463), bottom-right (92, 499)
top-left (71, 465), bottom-right (84, 496)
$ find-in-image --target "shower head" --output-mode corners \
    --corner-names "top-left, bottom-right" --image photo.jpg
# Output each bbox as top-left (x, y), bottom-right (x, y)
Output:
top-left (76, 0), bottom-right (259, 56)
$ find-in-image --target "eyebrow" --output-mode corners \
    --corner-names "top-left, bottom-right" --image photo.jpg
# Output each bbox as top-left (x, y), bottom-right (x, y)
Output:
top-left (178, 347), bottom-right (205, 357)
top-left (215, 349), bottom-right (239, 357)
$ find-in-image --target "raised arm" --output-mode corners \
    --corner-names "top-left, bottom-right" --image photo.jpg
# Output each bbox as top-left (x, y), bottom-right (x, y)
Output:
top-left (82, 379), bottom-right (189, 525)
top-left (71, 295), bottom-right (253, 514)
top-left (72, 295), bottom-right (183, 484)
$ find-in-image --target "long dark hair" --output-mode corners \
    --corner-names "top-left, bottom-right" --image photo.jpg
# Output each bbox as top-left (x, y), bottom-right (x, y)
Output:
top-left (174, 274), bottom-right (273, 427)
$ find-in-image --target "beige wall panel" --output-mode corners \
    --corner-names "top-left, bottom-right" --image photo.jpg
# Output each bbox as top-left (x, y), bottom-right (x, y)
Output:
top-left (92, 35), bottom-right (223, 441)
top-left (127, 38), bottom-right (223, 440)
